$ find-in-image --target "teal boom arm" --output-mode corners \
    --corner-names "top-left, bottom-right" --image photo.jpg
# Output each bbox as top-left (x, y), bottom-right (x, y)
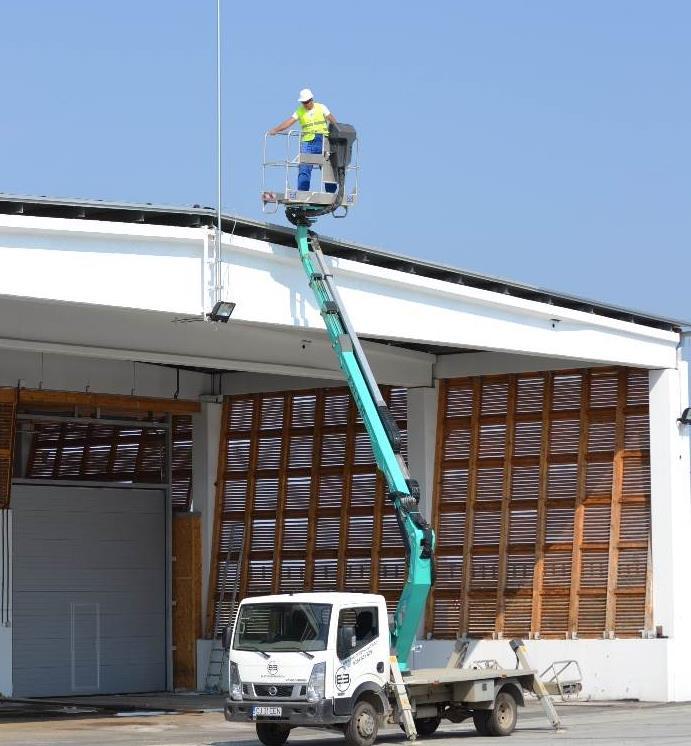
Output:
top-left (294, 224), bottom-right (435, 673)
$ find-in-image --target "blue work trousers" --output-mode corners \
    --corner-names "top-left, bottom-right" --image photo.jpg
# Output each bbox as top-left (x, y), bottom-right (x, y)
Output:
top-left (298, 135), bottom-right (336, 192)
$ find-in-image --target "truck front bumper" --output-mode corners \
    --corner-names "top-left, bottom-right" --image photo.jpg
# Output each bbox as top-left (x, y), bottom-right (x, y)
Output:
top-left (225, 698), bottom-right (350, 727)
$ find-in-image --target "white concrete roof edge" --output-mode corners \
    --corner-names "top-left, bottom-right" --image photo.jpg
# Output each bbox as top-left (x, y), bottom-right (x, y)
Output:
top-left (1, 212), bottom-right (679, 355)
top-left (0, 213), bottom-right (207, 242)
top-left (330, 256), bottom-right (678, 343)
top-left (225, 233), bottom-right (677, 344)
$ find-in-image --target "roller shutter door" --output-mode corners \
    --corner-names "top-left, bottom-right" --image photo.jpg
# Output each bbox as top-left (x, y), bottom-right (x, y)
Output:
top-left (12, 485), bottom-right (165, 696)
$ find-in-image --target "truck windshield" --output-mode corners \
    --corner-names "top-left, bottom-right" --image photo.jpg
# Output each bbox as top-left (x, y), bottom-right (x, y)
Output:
top-left (233, 603), bottom-right (332, 653)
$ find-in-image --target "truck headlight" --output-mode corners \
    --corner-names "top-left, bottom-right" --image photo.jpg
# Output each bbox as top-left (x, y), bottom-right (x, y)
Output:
top-left (306, 662), bottom-right (326, 703)
top-left (229, 661), bottom-right (243, 701)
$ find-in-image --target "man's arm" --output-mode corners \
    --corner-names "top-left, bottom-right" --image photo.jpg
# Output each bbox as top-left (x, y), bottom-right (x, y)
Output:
top-left (268, 116), bottom-right (297, 136)
top-left (326, 113), bottom-right (337, 125)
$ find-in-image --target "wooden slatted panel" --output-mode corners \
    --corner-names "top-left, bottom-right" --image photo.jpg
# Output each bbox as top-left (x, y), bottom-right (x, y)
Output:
top-left (171, 415), bottom-right (193, 511)
top-left (430, 367), bottom-right (651, 640)
top-left (0, 389), bottom-right (17, 508)
top-left (25, 421), bottom-right (168, 484)
top-left (208, 385), bottom-right (408, 635)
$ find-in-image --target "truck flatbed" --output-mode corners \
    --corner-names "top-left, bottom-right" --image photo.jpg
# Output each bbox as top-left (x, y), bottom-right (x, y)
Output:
top-left (405, 667), bottom-right (536, 686)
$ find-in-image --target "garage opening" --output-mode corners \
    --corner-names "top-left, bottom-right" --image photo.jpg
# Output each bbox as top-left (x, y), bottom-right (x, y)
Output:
top-left (11, 484), bottom-right (166, 696)
top-left (1, 389), bottom-right (197, 697)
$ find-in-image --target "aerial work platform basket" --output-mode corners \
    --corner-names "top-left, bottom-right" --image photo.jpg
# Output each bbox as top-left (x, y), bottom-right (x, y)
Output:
top-left (261, 123), bottom-right (359, 216)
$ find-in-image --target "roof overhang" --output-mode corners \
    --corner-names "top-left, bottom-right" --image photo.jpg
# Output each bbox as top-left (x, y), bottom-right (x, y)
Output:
top-left (0, 196), bottom-right (681, 374)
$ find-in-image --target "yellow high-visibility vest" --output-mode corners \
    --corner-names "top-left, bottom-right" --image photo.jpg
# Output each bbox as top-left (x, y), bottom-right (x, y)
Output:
top-left (296, 103), bottom-right (329, 141)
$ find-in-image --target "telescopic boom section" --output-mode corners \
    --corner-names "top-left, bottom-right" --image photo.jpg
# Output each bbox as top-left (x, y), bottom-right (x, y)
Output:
top-left (294, 225), bottom-right (435, 672)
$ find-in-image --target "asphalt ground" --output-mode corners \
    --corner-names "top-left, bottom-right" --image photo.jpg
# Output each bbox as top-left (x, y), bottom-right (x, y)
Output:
top-left (1, 700), bottom-right (690, 745)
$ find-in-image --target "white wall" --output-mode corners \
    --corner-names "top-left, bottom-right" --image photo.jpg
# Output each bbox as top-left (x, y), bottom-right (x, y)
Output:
top-left (413, 638), bottom-right (670, 701)
top-left (435, 351), bottom-right (607, 379)
top-left (222, 373), bottom-right (342, 395)
top-left (0, 510), bottom-right (12, 697)
top-left (0, 216), bottom-right (206, 315)
top-left (0, 349), bottom-right (210, 400)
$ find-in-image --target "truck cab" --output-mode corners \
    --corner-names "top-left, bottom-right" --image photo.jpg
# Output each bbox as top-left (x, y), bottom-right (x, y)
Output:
top-left (225, 592), bottom-right (391, 746)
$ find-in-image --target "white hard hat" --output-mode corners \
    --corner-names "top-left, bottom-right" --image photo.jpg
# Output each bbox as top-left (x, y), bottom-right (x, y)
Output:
top-left (298, 88), bottom-right (314, 102)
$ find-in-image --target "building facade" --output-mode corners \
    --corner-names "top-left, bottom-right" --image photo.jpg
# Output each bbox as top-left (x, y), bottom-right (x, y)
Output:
top-left (0, 196), bottom-right (688, 701)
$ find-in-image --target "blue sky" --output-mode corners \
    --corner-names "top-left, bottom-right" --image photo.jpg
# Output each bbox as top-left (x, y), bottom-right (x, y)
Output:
top-left (1, 1), bottom-right (689, 321)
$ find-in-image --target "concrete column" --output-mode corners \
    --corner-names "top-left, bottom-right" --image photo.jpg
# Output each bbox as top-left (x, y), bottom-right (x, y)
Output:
top-left (191, 397), bottom-right (223, 635)
top-left (649, 366), bottom-right (691, 638)
top-left (649, 360), bottom-right (691, 700)
top-left (406, 385), bottom-right (439, 524)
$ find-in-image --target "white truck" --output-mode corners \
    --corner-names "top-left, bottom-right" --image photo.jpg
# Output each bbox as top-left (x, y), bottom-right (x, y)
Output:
top-left (223, 592), bottom-right (560, 744)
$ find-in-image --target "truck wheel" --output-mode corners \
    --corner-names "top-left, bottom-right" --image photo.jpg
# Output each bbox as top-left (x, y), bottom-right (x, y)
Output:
top-left (256, 722), bottom-right (290, 746)
top-left (473, 691), bottom-right (518, 737)
top-left (414, 716), bottom-right (441, 736)
top-left (344, 699), bottom-right (379, 746)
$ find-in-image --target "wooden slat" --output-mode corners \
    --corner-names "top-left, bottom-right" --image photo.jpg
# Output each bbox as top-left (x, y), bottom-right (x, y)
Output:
top-left (426, 379), bottom-right (448, 635)
top-left (605, 369), bottom-right (627, 633)
top-left (18, 388), bottom-right (199, 414)
top-left (205, 398), bottom-right (231, 638)
top-left (531, 372), bottom-right (553, 636)
top-left (0, 388), bottom-right (17, 508)
top-left (52, 422), bottom-right (67, 479)
top-left (238, 396), bottom-right (262, 600)
top-left (568, 370), bottom-right (590, 635)
top-left (78, 423), bottom-right (94, 480)
top-left (173, 512), bottom-right (201, 689)
top-left (494, 375), bottom-right (516, 637)
top-left (336, 395), bottom-right (358, 590)
top-left (644, 530), bottom-right (654, 633)
top-left (370, 470), bottom-right (385, 593)
top-left (271, 393), bottom-right (292, 594)
top-left (304, 390), bottom-right (325, 590)
top-left (460, 377), bottom-right (482, 634)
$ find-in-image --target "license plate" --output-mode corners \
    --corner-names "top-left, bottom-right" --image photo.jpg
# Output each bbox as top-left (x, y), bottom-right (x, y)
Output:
top-left (252, 706), bottom-right (282, 719)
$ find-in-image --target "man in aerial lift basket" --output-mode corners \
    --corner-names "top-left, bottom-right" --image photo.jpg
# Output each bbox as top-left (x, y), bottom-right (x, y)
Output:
top-left (268, 88), bottom-right (339, 193)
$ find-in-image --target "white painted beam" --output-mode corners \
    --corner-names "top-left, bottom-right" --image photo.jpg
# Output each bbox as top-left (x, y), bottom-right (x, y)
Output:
top-left (0, 296), bottom-right (433, 387)
top-left (0, 215), bottom-right (679, 371)
top-left (435, 351), bottom-right (607, 379)
top-left (223, 235), bottom-right (678, 369)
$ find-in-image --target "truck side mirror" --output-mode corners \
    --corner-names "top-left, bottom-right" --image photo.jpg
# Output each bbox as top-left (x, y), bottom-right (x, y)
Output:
top-left (221, 624), bottom-right (233, 650)
top-left (338, 625), bottom-right (356, 658)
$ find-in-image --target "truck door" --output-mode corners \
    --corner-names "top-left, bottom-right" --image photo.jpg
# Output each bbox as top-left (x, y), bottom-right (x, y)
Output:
top-left (334, 605), bottom-right (387, 702)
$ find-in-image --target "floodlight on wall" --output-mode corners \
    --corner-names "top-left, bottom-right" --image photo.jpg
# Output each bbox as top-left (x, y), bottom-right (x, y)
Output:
top-left (677, 407), bottom-right (691, 425)
top-left (207, 301), bottom-right (236, 323)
